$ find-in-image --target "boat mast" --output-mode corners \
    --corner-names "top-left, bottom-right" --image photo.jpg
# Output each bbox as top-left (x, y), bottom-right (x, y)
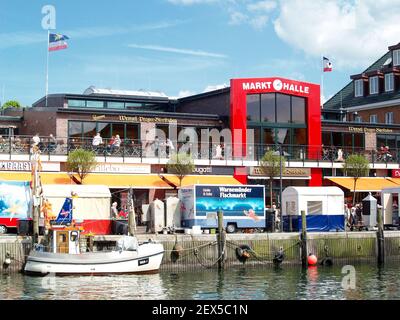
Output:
top-left (31, 145), bottom-right (42, 244)
top-left (128, 187), bottom-right (136, 236)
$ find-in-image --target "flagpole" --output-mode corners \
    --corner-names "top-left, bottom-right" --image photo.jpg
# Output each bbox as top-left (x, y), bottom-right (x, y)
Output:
top-left (45, 30), bottom-right (50, 108)
top-left (321, 54), bottom-right (324, 108)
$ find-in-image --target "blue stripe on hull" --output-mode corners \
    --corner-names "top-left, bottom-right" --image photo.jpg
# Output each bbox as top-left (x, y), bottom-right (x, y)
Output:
top-left (283, 215), bottom-right (345, 232)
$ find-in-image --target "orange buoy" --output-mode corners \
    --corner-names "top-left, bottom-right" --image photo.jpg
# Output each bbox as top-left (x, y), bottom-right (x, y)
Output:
top-left (308, 254), bottom-right (318, 266)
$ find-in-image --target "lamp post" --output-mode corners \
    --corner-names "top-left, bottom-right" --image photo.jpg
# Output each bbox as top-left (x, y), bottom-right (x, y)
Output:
top-left (279, 143), bottom-right (283, 232)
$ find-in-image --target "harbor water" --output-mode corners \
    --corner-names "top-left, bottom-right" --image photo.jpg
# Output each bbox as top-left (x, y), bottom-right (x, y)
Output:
top-left (1, 263), bottom-right (400, 300)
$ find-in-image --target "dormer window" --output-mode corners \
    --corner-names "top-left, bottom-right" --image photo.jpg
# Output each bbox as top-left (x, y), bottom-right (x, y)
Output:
top-left (369, 76), bottom-right (379, 94)
top-left (354, 79), bottom-right (363, 97)
top-left (394, 49), bottom-right (400, 66)
top-left (385, 73), bottom-right (394, 92)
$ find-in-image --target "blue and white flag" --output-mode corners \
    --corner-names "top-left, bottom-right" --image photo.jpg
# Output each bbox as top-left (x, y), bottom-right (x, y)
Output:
top-left (56, 197), bottom-right (73, 223)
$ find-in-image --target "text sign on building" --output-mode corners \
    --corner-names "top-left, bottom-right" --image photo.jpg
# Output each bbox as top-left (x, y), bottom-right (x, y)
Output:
top-left (392, 169), bottom-right (400, 177)
top-left (250, 167), bottom-right (311, 177)
top-left (92, 163), bottom-right (151, 174)
top-left (242, 79), bottom-right (310, 95)
top-left (0, 161), bottom-right (60, 172)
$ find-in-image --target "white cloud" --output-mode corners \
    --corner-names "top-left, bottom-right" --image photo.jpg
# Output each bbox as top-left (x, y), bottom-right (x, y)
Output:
top-left (247, 1), bottom-right (277, 12)
top-left (228, 10), bottom-right (248, 25)
top-left (178, 90), bottom-right (196, 97)
top-left (250, 15), bottom-right (269, 30)
top-left (203, 83), bottom-right (229, 92)
top-left (273, 0), bottom-right (400, 68)
top-left (128, 44), bottom-right (228, 58)
top-left (167, 0), bottom-right (217, 4)
top-left (0, 21), bottom-right (185, 49)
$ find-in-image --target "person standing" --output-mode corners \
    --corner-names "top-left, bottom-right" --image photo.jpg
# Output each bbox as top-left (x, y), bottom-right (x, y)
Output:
top-left (111, 202), bottom-right (118, 219)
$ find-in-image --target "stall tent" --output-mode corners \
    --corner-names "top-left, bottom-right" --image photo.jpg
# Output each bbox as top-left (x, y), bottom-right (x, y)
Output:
top-left (42, 185), bottom-right (111, 235)
top-left (282, 187), bottom-right (345, 232)
top-left (381, 187), bottom-right (400, 226)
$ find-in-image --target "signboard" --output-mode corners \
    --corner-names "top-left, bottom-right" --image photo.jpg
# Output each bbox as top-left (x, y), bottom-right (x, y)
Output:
top-left (91, 114), bottom-right (177, 124)
top-left (250, 167), bottom-right (311, 177)
top-left (392, 169), bottom-right (400, 177)
top-left (0, 161), bottom-right (60, 172)
top-left (92, 163), bottom-right (151, 174)
top-left (194, 185), bottom-right (265, 218)
top-left (0, 181), bottom-right (31, 219)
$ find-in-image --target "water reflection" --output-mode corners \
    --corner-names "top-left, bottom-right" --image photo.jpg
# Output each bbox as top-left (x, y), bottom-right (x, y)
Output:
top-left (1, 263), bottom-right (400, 300)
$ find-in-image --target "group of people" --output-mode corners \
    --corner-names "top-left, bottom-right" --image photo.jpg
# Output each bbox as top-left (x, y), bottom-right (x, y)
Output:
top-left (377, 145), bottom-right (393, 162)
top-left (344, 203), bottom-right (364, 229)
top-left (321, 145), bottom-right (344, 162)
top-left (92, 132), bottom-right (121, 155)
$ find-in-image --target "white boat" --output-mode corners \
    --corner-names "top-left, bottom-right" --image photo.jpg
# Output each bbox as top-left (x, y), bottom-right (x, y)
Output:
top-left (24, 226), bottom-right (164, 276)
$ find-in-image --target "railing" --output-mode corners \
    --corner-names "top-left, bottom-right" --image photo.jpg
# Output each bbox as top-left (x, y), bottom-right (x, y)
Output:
top-left (0, 135), bottom-right (399, 165)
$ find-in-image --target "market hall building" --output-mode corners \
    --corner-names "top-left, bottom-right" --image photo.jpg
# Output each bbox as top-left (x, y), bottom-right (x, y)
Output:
top-left (0, 77), bottom-right (325, 204)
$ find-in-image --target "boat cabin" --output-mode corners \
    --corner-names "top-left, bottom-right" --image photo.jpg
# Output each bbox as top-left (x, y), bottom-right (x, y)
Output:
top-left (48, 226), bottom-right (83, 254)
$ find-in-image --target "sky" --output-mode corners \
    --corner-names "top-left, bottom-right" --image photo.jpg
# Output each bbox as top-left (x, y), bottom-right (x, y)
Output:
top-left (0, 0), bottom-right (400, 106)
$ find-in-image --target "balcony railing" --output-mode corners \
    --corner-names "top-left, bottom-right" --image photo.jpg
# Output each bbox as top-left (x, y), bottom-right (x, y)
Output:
top-left (0, 135), bottom-right (399, 165)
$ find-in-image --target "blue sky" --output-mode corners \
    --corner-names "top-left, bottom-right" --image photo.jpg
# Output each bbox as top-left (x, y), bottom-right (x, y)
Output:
top-left (0, 0), bottom-right (399, 106)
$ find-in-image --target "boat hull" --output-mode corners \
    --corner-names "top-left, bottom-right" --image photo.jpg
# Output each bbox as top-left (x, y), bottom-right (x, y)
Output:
top-left (24, 243), bottom-right (164, 276)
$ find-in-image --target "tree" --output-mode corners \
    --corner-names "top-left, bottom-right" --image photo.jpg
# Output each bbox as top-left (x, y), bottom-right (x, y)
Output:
top-left (343, 154), bottom-right (370, 206)
top-left (2, 100), bottom-right (22, 109)
top-left (66, 148), bottom-right (97, 184)
top-left (259, 150), bottom-right (286, 208)
top-left (166, 153), bottom-right (195, 187)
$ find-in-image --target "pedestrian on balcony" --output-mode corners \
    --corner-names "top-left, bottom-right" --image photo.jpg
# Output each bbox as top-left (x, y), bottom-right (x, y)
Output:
top-left (106, 135), bottom-right (116, 155)
top-left (92, 132), bottom-right (103, 152)
top-left (48, 133), bottom-right (57, 152)
top-left (32, 133), bottom-right (40, 146)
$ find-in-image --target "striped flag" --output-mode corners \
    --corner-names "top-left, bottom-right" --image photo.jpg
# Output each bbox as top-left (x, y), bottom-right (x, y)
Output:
top-left (48, 33), bottom-right (69, 52)
top-left (323, 57), bottom-right (333, 72)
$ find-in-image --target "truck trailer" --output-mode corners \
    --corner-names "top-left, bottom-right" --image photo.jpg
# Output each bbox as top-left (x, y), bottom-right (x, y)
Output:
top-left (179, 184), bottom-right (266, 233)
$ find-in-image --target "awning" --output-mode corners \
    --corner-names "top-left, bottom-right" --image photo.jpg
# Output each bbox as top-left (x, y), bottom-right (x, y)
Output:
top-left (0, 172), bottom-right (241, 189)
top-left (325, 177), bottom-right (400, 192)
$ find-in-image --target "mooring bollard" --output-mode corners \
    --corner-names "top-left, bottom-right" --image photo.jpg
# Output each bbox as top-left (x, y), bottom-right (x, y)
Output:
top-left (301, 210), bottom-right (308, 268)
top-left (377, 207), bottom-right (385, 265)
top-left (217, 210), bottom-right (225, 270)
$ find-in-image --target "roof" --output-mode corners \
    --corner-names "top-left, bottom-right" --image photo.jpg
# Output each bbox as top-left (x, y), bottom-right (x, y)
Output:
top-left (42, 184), bottom-right (111, 198)
top-left (83, 86), bottom-right (170, 99)
top-left (325, 177), bottom-right (400, 192)
top-left (323, 50), bottom-right (400, 110)
top-left (283, 186), bottom-right (344, 196)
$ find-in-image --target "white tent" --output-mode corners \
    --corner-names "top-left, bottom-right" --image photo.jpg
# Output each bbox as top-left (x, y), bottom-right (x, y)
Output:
top-left (42, 185), bottom-right (111, 220)
top-left (282, 186), bottom-right (345, 232)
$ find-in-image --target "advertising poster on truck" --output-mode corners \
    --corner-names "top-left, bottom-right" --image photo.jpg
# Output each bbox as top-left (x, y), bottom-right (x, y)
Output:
top-left (180, 185), bottom-right (266, 232)
top-left (0, 181), bottom-right (32, 232)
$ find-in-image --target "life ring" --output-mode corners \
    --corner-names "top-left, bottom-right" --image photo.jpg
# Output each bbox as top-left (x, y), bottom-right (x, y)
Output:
top-left (235, 245), bottom-right (252, 264)
top-left (320, 257), bottom-right (333, 266)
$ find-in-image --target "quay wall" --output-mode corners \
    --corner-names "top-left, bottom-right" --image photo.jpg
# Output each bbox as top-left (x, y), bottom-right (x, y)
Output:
top-left (1, 232), bottom-right (400, 274)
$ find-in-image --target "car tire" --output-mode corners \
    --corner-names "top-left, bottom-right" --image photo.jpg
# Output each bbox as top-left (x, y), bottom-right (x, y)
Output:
top-left (226, 224), bottom-right (237, 233)
top-left (0, 225), bottom-right (7, 234)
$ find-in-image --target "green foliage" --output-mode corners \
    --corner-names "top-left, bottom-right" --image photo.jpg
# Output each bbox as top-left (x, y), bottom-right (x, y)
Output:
top-left (66, 148), bottom-right (97, 184)
top-left (259, 150), bottom-right (285, 178)
top-left (343, 154), bottom-right (370, 179)
top-left (2, 100), bottom-right (22, 109)
top-left (259, 150), bottom-right (286, 207)
top-left (343, 154), bottom-right (370, 205)
top-left (166, 153), bottom-right (195, 187)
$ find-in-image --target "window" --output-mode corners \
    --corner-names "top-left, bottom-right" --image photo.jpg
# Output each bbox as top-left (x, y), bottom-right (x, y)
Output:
top-left (260, 93), bottom-right (275, 122)
top-left (246, 94), bottom-right (260, 122)
top-left (355, 116), bottom-right (362, 123)
top-left (307, 201), bottom-right (323, 215)
top-left (276, 93), bottom-right (291, 123)
top-left (291, 96), bottom-right (306, 124)
top-left (68, 100), bottom-right (86, 107)
top-left (394, 49), bottom-right (400, 66)
top-left (86, 100), bottom-right (104, 108)
top-left (369, 76), bottom-right (379, 94)
top-left (107, 102), bottom-right (125, 109)
top-left (354, 79), bottom-right (363, 97)
top-left (385, 73), bottom-right (394, 92)
top-left (385, 112), bottom-right (394, 124)
top-left (370, 114), bottom-right (378, 123)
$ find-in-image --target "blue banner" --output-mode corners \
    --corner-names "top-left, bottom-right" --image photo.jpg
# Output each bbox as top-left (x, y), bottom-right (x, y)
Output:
top-left (56, 198), bottom-right (73, 223)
